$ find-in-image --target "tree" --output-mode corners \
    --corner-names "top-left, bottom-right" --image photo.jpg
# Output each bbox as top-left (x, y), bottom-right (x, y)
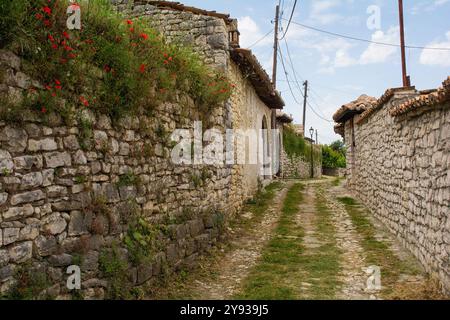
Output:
top-left (322, 140), bottom-right (346, 168)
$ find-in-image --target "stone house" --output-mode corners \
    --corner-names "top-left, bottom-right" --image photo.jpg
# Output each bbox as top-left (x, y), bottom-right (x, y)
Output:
top-left (333, 77), bottom-right (450, 293)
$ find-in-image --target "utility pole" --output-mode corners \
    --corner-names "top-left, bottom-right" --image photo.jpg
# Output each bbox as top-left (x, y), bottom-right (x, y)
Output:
top-left (302, 80), bottom-right (308, 137)
top-left (398, 0), bottom-right (410, 87)
top-left (271, 5), bottom-right (280, 133)
top-left (272, 5), bottom-right (280, 88)
top-left (316, 129), bottom-right (318, 145)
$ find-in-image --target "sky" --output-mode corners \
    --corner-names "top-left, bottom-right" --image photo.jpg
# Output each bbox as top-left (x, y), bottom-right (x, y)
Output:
top-left (167, 0), bottom-right (450, 144)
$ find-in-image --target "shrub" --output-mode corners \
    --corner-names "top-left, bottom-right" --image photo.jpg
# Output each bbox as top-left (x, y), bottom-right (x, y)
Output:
top-left (322, 140), bottom-right (346, 168)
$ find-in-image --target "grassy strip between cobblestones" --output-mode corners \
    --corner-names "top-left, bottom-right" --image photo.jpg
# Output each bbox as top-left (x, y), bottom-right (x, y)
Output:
top-left (297, 186), bottom-right (342, 299)
top-left (235, 183), bottom-right (305, 299)
top-left (236, 183), bottom-right (344, 300)
top-left (336, 196), bottom-right (440, 299)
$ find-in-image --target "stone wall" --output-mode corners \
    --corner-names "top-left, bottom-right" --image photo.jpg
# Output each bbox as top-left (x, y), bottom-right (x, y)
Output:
top-left (322, 167), bottom-right (345, 177)
top-left (0, 47), bottom-right (236, 298)
top-left (118, 1), bottom-right (231, 71)
top-left (0, 2), bottom-right (280, 299)
top-left (280, 146), bottom-right (322, 179)
top-left (343, 91), bottom-right (450, 293)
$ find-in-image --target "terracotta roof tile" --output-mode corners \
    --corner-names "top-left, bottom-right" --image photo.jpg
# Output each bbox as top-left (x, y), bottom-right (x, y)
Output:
top-left (390, 77), bottom-right (450, 116)
top-left (332, 94), bottom-right (377, 123)
top-left (231, 49), bottom-right (284, 109)
top-left (139, 1), bottom-right (234, 24)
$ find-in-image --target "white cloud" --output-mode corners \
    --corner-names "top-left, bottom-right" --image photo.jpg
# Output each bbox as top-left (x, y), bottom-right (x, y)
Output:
top-left (419, 31), bottom-right (450, 67)
top-left (237, 16), bottom-right (272, 48)
top-left (411, 0), bottom-right (450, 15)
top-left (359, 26), bottom-right (399, 64)
top-left (307, 0), bottom-right (357, 26)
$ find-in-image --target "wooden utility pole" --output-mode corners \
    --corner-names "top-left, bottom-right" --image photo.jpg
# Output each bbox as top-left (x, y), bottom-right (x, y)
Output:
top-left (272, 5), bottom-right (280, 87)
top-left (271, 5), bottom-right (280, 131)
top-left (398, 0), bottom-right (410, 87)
top-left (302, 80), bottom-right (308, 137)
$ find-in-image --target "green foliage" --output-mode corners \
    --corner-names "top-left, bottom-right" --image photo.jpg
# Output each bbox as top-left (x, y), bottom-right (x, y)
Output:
top-left (124, 216), bottom-right (163, 266)
top-left (117, 171), bottom-right (140, 188)
top-left (283, 125), bottom-right (321, 163)
top-left (0, 0), bottom-right (233, 122)
top-left (322, 140), bottom-right (346, 168)
top-left (2, 263), bottom-right (51, 300)
top-left (78, 117), bottom-right (94, 151)
top-left (99, 244), bottom-right (130, 300)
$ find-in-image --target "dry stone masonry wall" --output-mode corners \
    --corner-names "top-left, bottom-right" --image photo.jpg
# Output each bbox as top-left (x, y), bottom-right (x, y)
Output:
top-left (0, 47), bottom-right (237, 298)
top-left (344, 91), bottom-right (450, 293)
top-left (280, 147), bottom-right (322, 179)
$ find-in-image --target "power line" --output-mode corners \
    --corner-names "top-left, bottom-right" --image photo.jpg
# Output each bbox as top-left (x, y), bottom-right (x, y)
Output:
top-left (279, 0), bottom-right (298, 40)
top-left (278, 44), bottom-right (334, 124)
top-left (284, 19), bottom-right (450, 51)
top-left (248, 29), bottom-right (274, 48)
top-left (307, 101), bottom-right (334, 123)
top-left (281, 38), bottom-right (334, 122)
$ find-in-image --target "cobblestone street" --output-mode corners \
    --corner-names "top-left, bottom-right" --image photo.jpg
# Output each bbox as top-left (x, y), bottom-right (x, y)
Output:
top-left (156, 178), bottom-right (444, 300)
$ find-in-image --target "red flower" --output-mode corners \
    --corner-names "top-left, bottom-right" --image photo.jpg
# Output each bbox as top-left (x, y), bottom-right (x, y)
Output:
top-left (51, 92), bottom-right (57, 97)
top-left (42, 6), bottom-right (52, 15)
top-left (41, 107), bottom-right (47, 113)
top-left (45, 85), bottom-right (52, 90)
top-left (64, 45), bottom-right (73, 51)
top-left (44, 20), bottom-right (51, 27)
top-left (55, 86), bottom-right (62, 90)
top-left (139, 64), bottom-right (146, 73)
top-left (35, 13), bottom-right (43, 20)
top-left (51, 44), bottom-right (58, 50)
top-left (163, 53), bottom-right (169, 58)
top-left (62, 31), bottom-right (70, 39)
top-left (130, 42), bottom-right (137, 47)
top-left (168, 57), bottom-right (173, 62)
top-left (68, 53), bottom-right (77, 59)
top-left (48, 34), bottom-right (55, 42)
top-left (103, 65), bottom-right (111, 72)
top-left (140, 33), bottom-right (148, 40)
top-left (55, 79), bottom-right (61, 85)
top-left (129, 27), bottom-right (135, 33)
top-left (126, 19), bottom-right (133, 25)
top-left (80, 96), bottom-right (89, 107)
top-left (60, 58), bottom-right (68, 64)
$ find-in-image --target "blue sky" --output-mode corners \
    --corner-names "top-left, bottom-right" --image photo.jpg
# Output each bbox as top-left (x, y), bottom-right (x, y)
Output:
top-left (170, 0), bottom-right (450, 143)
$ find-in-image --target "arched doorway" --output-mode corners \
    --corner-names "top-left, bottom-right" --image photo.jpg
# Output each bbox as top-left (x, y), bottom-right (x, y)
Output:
top-left (261, 116), bottom-right (270, 176)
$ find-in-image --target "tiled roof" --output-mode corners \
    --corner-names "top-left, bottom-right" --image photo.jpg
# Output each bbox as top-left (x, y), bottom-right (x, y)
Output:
top-left (231, 49), bottom-right (285, 109)
top-left (139, 1), bottom-right (234, 24)
top-left (356, 86), bottom-right (415, 124)
top-left (333, 94), bottom-right (377, 123)
top-left (390, 77), bottom-right (450, 116)
top-left (276, 111), bottom-right (293, 123)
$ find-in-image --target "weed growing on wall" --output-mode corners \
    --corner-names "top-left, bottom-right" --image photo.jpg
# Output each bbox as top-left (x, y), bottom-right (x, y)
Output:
top-left (0, 0), bottom-right (233, 122)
